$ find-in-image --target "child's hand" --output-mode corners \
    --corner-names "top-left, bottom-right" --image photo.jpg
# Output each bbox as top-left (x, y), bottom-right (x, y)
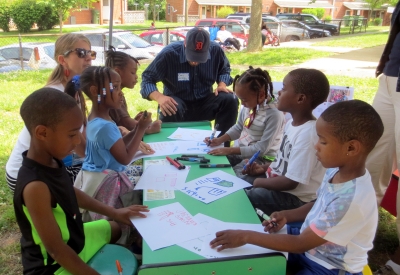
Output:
top-left (145, 120), bottom-right (162, 134)
top-left (134, 111), bottom-right (144, 121)
top-left (139, 141), bottom-right (155, 155)
top-left (137, 111), bottom-right (153, 131)
top-left (118, 126), bottom-right (130, 137)
top-left (112, 205), bottom-right (149, 225)
top-left (262, 212), bottom-right (286, 233)
top-left (204, 137), bottom-right (222, 147)
top-left (209, 230), bottom-right (248, 251)
top-left (242, 161), bottom-right (265, 176)
top-left (207, 147), bottom-right (231, 156)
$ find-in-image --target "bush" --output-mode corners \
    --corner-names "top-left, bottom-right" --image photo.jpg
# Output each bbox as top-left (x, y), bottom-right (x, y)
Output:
top-left (324, 15), bottom-right (332, 22)
top-left (9, 0), bottom-right (37, 33)
top-left (217, 6), bottom-right (235, 18)
top-left (35, 3), bottom-right (59, 30)
top-left (302, 8), bottom-right (325, 19)
top-left (373, 17), bottom-right (382, 26)
top-left (0, 2), bottom-right (11, 32)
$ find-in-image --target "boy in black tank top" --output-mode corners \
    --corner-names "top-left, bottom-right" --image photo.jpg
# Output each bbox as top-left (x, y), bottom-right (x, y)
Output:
top-left (13, 88), bottom-right (149, 275)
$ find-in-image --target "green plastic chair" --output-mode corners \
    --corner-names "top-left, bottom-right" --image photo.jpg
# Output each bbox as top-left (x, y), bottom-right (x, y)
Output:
top-left (87, 244), bottom-right (138, 275)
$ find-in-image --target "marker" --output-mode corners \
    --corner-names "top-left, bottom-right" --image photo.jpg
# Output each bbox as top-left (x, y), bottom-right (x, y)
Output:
top-left (174, 158), bottom-right (186, 169)
top-left (242, 150), bottom-right (261, 171)
top-left (116, 260), bottom-right (123, 275)
top-left (177, 157), bottom-right (210, 163)
top-left (181, 154), bottom-right (205, 158)
top-left (256, 208), bottom-right (278, 227)
top-left (166, 156), bottom-right (182, 170)
top-left (208, 123), bottom-right (219, 146)
top-left (200, 164), bottom-right (231, 168)
top-left (143, 110), bottom-right (148, 118)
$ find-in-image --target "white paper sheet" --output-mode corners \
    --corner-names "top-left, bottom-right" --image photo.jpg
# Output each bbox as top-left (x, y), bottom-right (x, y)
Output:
top-left (312, 102), bottom-right (334, 119)
top-left (131, 141), bottom-right (223, 162)
top-left (135, 164), bottom-right (190, 190)
top-left (180, 170), bottom-right (252, 204)
top-left (130, 202), bottom-right (208, 251)
top-left (201, 221), bottom-right (288, 259)
top-left (168, 127), bottom-right (221, 142)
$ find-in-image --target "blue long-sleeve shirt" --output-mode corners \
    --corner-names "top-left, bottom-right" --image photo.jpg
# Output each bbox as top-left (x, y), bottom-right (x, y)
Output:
top-left (140, 41), bottom-right (233, 101)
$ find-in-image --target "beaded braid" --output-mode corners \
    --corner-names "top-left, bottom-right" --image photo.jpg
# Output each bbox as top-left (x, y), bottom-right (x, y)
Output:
top-left (95, 67), bottom-right (102, 104)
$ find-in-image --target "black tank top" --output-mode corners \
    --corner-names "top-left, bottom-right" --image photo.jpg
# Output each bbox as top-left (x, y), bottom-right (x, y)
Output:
top-left (14, 151), bottom-right (84, 274)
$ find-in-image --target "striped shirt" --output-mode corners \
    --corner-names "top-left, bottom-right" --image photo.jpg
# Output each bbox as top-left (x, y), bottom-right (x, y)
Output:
top-left (140, 42), bottom-right (233, 101)
top-left (226, 101), bottom-right (285, 158)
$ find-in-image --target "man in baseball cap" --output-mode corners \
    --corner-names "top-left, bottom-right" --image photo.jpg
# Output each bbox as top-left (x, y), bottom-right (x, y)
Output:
top-left (140, 27), bottom-right (239, 147)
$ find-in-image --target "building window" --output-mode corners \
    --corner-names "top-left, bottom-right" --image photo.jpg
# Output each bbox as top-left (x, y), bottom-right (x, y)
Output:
top-left (245, 7), bottom-right (251, 13)
top-left (345, 10), bottom-right (351, 16)
top-left (80, 1), bottom-right (90, 10)
top-left (288, 8), bottom-right (293, 13)
top-left (356, 10), bottom-right (361, 15)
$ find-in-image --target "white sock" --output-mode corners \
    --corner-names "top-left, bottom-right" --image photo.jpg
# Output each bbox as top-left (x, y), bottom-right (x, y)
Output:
top-left (387, 260), bottom-right (400, 275)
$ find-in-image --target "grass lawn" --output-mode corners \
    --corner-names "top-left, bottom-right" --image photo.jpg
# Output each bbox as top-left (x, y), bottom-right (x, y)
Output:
top-left (312, 32), bottom-right (389, 48)
top-left (0, 29), bottom-right (397, 273)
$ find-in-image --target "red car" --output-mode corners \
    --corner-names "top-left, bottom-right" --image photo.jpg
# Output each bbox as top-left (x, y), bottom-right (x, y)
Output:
top-left (139, 30), bottom-right (187, 46)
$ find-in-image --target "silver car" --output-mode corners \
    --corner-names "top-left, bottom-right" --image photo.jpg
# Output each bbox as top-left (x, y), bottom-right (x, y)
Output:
top-left (75, 29), bottom-right (164, 63)
top-left (263, 16), bottom-right (310, 42)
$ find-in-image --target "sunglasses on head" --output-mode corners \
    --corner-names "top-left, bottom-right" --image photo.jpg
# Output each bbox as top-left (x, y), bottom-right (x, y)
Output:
top-left (64, 48), bottom-right (97, 60)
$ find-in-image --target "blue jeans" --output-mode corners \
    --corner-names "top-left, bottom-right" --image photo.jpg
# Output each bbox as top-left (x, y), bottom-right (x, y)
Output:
top-left (287, 226), bottom-right (362, 275)
top-left (245, 187), bottom-right (306, 215)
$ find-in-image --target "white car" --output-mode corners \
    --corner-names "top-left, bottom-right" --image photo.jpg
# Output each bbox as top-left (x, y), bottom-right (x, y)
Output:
top-left (75, 29), bottom-right (164, 63)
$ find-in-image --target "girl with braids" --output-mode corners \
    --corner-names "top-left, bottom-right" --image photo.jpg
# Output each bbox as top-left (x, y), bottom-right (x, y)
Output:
top-left (6, 33), bottom-right (96, 192)
top-left (105, 47), bottom-right (162, 136)
top-left (73, 66), bottom-right (152, 245)
top-left (205, 67), bottom-right (285, 183)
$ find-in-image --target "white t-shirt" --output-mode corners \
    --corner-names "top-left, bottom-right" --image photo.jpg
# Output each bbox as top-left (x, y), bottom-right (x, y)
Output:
top-left (270, 119), bottom-right (325, 202)
top-left (216, 30), bottom-right (233, 42)
top-left (302, 168), bottom-right (378, 273)
top-left (6, 83), bottom-right (64, 179)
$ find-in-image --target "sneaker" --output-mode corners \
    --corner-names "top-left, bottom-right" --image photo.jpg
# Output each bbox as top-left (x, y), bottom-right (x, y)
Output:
top-left (373, 265), bottom-right (397, 275)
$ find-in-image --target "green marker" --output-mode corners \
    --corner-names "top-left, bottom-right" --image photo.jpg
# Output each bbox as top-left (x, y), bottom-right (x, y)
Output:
top-left (256, 208), bottom-right (277, 227)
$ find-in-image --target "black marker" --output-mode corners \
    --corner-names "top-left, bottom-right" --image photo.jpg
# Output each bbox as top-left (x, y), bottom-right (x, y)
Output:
top-left (177, 157), bottom-right (210, 163)
top-left (199, 164), bottom-right (231, 168)
top-left (181, 155), bottom-right (205, 158)
top-left (143, 110), bottom-right (148, 118)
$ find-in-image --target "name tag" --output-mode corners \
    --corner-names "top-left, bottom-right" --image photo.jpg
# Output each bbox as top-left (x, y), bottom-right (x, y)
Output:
top-left (178, 73), bottom-right (189, 81)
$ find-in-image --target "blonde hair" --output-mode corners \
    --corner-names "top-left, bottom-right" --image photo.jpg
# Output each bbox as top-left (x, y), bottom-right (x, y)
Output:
top-left (46, 33), bottom-right (91, 86)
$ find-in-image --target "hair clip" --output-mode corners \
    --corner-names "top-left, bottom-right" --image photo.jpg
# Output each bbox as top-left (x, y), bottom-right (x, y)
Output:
top-left (256, 103), bottom-right (260, 113)
top-left (71, 75), bottom-right (80, 91)
top-left (102, 87), bottom-right (106, 98)
top-left (97, 94), bottom-right (101, 104)
top-left (109, 82), bottom-right (113, 93)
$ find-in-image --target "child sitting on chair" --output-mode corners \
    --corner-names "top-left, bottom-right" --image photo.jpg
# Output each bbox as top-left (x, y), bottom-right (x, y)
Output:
top-left (14, 88), bottom-right (149, 275)
top-left (205, 66), bottom-right (285, 182)
top-left (244, 69), bottom-right (329, 214)
top-left (210, 100), bottom-right (383, 275)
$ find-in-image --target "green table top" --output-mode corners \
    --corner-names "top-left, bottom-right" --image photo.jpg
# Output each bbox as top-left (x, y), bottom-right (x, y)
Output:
top-left (141, 121), bottom-right (261, 265)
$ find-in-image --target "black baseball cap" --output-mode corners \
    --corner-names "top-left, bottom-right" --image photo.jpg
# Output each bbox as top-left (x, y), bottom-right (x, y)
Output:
top-left (185, 27), bottom-right (210, 63)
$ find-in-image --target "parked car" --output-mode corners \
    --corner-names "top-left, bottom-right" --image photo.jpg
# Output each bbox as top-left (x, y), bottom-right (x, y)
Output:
top-left (195, 18), bottom-right (250, 41)
top-left (263, 16), bottom-right (310, 42)
top-left (0, 42), bottom-right (57, 71)
top-left (281, 20), bottom-right (331, 38)
top-left (226, 12), bottom-right (272, 23)
top-left (75, 29), bottom-right (164, 62)
top-left (0, 53), bottom-right (31, 73)
top-left (139, 30), bottom-right (187, 46)
top-left (275, 13), bottom-right (339, 35)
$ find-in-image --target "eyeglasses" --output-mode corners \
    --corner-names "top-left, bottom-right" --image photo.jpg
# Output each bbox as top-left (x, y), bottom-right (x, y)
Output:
top-left (244, 108), bottom-right (256, 129)
top-left (64, 48), bottom-right (97, 60)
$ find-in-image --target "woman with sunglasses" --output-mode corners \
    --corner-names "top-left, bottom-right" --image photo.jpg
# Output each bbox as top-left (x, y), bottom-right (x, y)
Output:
top-left (5, 34), bottom-right (96, 192)
top-left (205, 67), bottom-right (285, 182)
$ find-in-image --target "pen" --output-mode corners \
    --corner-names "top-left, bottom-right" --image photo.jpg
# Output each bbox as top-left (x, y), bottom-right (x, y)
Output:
top-left (177, 157), bottom-right (210, 163)
top-left (174, 158), bottom-right (186, 169)
top-left (200, 164), bottom-right (231, 168)
top-left (242, 150), bottom-right (261, 171)
top-left (207, 123), bottom-right (219, 146)
top-left (116, 260), bottom-right (123, 275)
top-left (166, 156), bottom-right (182, 170)
top-left (255, 208), bottom-right (278, 227)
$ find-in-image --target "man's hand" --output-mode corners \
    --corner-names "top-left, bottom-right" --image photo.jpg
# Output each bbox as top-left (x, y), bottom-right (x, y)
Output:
top-left (158, 95), bottom-right (178, 116)
top-left (214, 82), bottom-right (233, 96)
top-left (210, 230), bottom-right (248, 251)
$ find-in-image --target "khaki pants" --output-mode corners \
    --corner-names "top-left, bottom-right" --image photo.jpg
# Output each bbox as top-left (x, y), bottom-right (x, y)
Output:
top-left (366, 73), bottom-right (400, 238)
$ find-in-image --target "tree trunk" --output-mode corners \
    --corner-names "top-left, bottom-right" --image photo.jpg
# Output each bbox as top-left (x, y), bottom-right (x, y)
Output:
top-left (247, 0), bottom-right (262, 52)
top-left (59, 11), bottom-right (63, 34)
